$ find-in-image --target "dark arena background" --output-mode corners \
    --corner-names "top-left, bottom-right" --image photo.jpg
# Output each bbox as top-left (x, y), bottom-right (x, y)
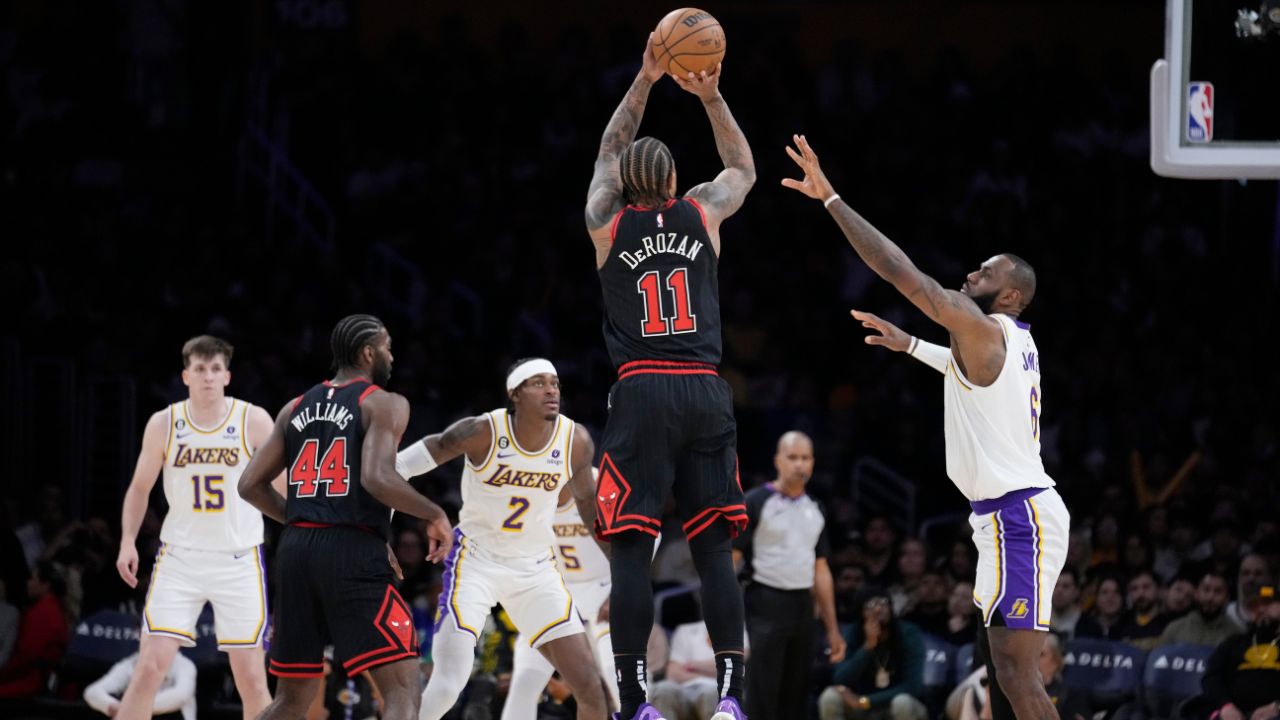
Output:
top-left (1, 1), bottom-right (1278, 719)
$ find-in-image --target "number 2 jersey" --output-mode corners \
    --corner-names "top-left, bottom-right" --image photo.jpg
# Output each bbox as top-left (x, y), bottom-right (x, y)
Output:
top-left (459, 408), bottom-right (578, 559)
top-left (598, 197), bottom-right (722, 367)
top-left (284, 380), bottom-right (392, 540)
top-left (944, 314), bottom-right (1055, 502)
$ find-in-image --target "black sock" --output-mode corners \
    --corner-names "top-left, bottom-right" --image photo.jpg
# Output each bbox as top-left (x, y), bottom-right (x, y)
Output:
top-left (715, 651), bottom-right (745, 701)
top-left (615, 653), bottom-right (648, 718)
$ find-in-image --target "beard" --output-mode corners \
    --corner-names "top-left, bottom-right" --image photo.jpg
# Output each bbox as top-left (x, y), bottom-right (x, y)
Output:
top-left (1199, 605), bottom-right (1224, 620)
top-left (372, 356), bottom-right (392, 386)
top-left (969, 290), bottom-right (998, 314)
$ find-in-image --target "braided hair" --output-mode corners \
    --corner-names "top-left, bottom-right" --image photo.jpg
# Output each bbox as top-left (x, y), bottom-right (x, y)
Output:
top-left (330, 314), bottom-right (385, 371)
top-left (619, 136), bottom-right (675, 207)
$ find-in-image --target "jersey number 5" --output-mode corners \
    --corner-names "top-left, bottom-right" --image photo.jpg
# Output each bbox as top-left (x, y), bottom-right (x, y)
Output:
top-left (290, 438), bottom-right (351, 498)
top-left (638, 268), bottom-right (697, 336)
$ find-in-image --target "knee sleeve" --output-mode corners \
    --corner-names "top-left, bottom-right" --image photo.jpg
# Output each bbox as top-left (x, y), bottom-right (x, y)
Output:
top-left (419, 627), bottom-right (477, 720)
top-left (610, 533), bottom-right (657, 654)
top-left (688, 523), bottom-right (744, 653)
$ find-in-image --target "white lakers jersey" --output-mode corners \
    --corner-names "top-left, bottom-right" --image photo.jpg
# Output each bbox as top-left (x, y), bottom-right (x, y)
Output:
top-left (944, 314), bottom-right (1055, 502)
top-left (160, 398), bottom-right (264, 552)
top-left (552, 496), bottom-right (609, 583)
top-left (459, 409), bottom-right (576, 558)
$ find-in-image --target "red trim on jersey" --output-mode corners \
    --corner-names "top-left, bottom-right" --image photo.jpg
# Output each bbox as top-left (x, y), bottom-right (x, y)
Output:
top-left (597, 522), bottom-right (661, 539)
top-left (346, 650), bottom-right (416, 677)
top-left (322, 378), bottom-right (370, 388)
top-left (289, 521), bottom-right (380, 535)
top-left (685, 197), bottom-right (708, 227)
top-left (269, 660), bottom-right (324, 669)
top-left (617, 359), bottom-right (718, 380)
top-left (357, 384), bottom-right (381, 406)
top-left (683, 505), bottom-right (749, 540)
top-left (269, 669), bottom-right (325, 678)
top-left (290, 395), bottom-right (305, 412)
top-left (609, 208), bottom-right (626, 244)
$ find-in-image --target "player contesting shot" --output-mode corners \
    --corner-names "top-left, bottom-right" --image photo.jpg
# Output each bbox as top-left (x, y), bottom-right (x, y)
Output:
top-left (782, 135), bottom-right (1070, 720)
top-left (237, 314), bottom-right (453, 720)
top-left (584, 33), bottom-right (756, 720)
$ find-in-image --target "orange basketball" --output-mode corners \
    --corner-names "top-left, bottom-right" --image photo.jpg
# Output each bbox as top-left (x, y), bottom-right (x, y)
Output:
top-left (652, 8), bottom-right (726, 77)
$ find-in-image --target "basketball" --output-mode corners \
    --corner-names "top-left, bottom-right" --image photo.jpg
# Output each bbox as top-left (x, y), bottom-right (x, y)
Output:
top-left (652, 8), bottom-right (726, 76)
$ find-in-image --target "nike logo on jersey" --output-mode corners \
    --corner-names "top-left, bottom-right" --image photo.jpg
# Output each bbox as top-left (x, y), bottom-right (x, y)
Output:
top-left (496, 452), bottom-right (516, 459)
top-left (175, 432), bottom-right (192, 440)
top-left (234, 552), bottom-right (250, 559)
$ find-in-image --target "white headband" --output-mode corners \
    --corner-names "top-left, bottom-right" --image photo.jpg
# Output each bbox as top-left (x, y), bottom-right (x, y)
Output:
top-left (506, 359), bottom-right (558, 391)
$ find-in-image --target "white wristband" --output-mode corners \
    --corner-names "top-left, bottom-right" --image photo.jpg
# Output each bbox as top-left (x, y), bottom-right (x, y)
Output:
top-left (395, 441), bottom-right (438, 479)
top-left (823, 193), bottom-right (841, 208)
top-left (907, 338), bottom-right (950, 374)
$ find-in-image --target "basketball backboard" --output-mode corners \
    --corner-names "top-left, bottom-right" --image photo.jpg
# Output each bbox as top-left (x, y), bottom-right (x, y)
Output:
top-left (1151, 0), bottom-right (1280, 178)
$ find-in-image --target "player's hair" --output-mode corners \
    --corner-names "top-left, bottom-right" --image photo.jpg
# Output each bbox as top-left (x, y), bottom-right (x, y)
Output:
top-left (33, 560), bottom-right (67, 599)
top-left (619, 137), bottom-right (675, 206)
top-left (1001, 253), bottom-right (1038, 307)
top-left (330, 314), bottom-right (385, 370)
top-left (182, 335), bottom-right (234, 368)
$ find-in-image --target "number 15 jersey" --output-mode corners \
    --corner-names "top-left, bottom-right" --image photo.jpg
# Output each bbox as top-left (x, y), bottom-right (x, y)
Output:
top-left (598, 197), bottom-right (722, 367)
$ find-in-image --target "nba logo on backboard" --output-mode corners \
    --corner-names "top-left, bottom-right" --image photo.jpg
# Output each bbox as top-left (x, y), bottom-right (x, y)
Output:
top-left (1187, 82), bottom-right (1213, 143)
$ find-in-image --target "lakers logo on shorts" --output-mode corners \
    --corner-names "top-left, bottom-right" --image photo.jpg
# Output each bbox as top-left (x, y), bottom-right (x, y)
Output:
top-left (1008, 598), bottom-right (1030, 619)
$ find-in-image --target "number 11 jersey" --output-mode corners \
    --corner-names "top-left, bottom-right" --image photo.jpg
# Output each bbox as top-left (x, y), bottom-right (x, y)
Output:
top-left (284, 379), bottom-right (392, 539)
top-left (598, 197), bottom-right (722, 367)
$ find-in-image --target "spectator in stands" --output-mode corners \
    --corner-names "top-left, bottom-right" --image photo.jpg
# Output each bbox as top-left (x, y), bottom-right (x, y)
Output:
top-left (1051, 568), bottom-right (1083, 641)
top-left (943, 541), bottom-right (976, 588)
top-left (1075, 575), bottom-right (1125, 641)
top-left (0, 580), bottom-right (17, 668)
top-left (836, 564), bottom-right (870, 625)
top-left (0, 561), bottom-right (70, 698)
top-left (818, 588), bottom-right (927, 720)
top-left (650, 620), bottom-right (747, 720)
top-left (1158, 569), bottom-right (1240, 648)
top-left (858, 516), bottom-right (899, 588)
top-left (1089, 514), bottom-right (1121, 569)
top-left (1200, 584), bottom-right (1280, 720)
top-left (944, 581), bottom-right (978, 647)
top-left (1163, 573), bottom-right (1196, 620)
top-left (1195, 520), bottom-right (1245, 578)
top-left (84, 651), bottom-right (197, 720)
top-left (734, 431), bottom-right (846, 720)
top-left (944, 632), bottom-right (1088, 720)
top-left (902, 570), bottom-right (949, 639)
top-left (1227, 554), bottom-right (1274, 630)
top-left (1145, 506), bottom-right (1181, 582)
top-left (393, 526), bottom-right (435, 607)
top-left (890, 539), bottom-right (928, 615)
top-left (1117, 568), bottom-right (1170, 650)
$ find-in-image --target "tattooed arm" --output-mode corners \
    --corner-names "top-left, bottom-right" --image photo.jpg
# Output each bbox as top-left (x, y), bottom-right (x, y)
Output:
top-left (585, 35), bottom-right (666, 242)
top-left (406, 415), bottom-right (495, 468)
top-left (679, 65), bottom-right (757, 237)
top-left (781, 134), bottom-right (998, 349)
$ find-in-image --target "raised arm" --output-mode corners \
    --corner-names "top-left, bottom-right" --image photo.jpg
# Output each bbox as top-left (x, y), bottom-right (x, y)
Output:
top-left (585, 35), bottom-right (666, 236)
top-left (237, 401), bottom-right (294, 525)
top-left (361, 391), bottom-right (452, 562)
top-left (116, 410), bottom-right (171, 588)
top-left (678, 66), bottom-right (756, 236)
top-left (782, 135), bottom-right (995, 346)
top-left (396, 415), bottom-right (494, 480)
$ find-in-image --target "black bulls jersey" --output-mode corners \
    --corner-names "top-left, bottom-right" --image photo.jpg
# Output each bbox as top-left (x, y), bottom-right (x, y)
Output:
top-left (284, 380), bottom-right (391, 539)
top-left (598, 197), bottom-right (722, 367)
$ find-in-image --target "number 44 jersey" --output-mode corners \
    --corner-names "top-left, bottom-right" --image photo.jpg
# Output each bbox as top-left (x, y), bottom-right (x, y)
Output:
top-left (598, 197), bottom-right (722, 367)
top-left (458, 408), bottom-right (578, 559)
top-left (284, 380), bottom-right (392, 539)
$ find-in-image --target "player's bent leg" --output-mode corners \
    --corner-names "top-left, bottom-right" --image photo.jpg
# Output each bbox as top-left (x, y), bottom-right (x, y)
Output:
top-left (419, 626), bottom-right (478, 720)
top-left (226, 647), bottom-right (272, 720)
top-left (500, 633), bottom-right (556, 720)
top-left (538, 632), bottom-right (609, 720)
top-left (257, 676), bottom-right (322, 720)
top-left (367, 657), bottom-right (423, 720)
top-left (986, 626), bottom-right (1055, 720)
top-left (116, 633), bottom-right (182, 720)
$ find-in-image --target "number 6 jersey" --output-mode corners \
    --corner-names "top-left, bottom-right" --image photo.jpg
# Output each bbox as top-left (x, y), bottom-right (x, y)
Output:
top-left (458, 408), bottom-right (578, 558)
top-left (598, 197), bottom-right (722, 367)
top-left (284, 380), bottom-right (392, 539)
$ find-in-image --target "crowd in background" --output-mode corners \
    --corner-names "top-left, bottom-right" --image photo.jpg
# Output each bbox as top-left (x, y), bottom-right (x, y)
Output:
top-left (1, 1), bottom-right (1278, 718)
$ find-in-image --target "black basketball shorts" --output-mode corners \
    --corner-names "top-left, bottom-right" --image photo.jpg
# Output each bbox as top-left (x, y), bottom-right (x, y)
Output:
top-left (594, 360), bottom-right (747, 541)
top-left (269, 524), bottom-right (418, 678)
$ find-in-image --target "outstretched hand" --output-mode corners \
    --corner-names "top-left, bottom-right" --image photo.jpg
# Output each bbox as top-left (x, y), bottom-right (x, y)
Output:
top-left (781, 134), bottom-right (836, 202)
top-left (851, 309), bottom-right (911, 353)
top-left (641, 33), bottom-right (665, 83)
top-left (672, 64), bottom-right (722, 101)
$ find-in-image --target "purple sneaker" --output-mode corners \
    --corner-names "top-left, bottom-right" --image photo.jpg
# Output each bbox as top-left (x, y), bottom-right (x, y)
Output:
top-left (710, 696), bottom-right (747, 720)
top-left (612, 703), bottom-right (666, 720)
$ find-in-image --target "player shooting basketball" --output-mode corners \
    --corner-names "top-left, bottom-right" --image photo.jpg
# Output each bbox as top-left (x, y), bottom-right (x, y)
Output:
top-left (782, 134), bottom-right (1071, 720)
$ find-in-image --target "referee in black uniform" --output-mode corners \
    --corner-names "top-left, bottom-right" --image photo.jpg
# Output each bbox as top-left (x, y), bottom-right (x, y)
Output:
top-left (734, 431), bottom-right (847, 720)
